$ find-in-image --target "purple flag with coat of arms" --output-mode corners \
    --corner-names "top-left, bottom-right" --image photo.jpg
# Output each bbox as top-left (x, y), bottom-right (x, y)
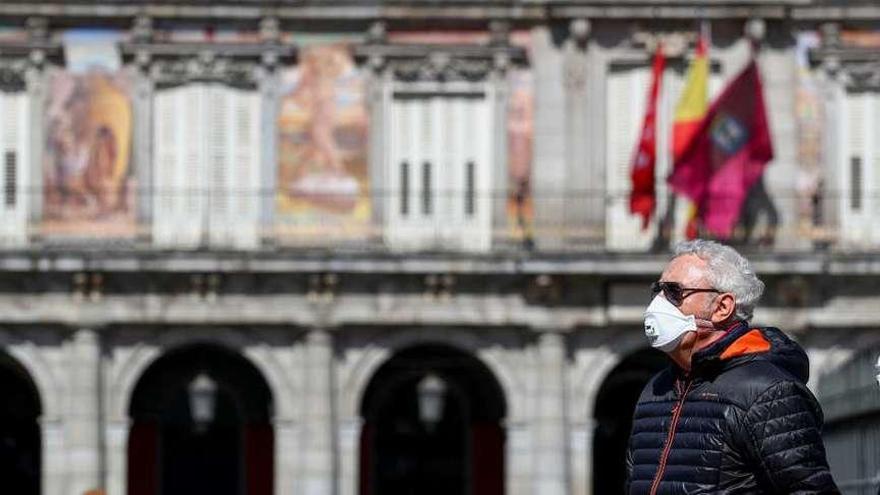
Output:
top-left (667, 58), bottom-right (774, 239)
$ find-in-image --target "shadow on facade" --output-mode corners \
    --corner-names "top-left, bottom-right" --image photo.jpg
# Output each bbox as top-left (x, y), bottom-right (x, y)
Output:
top-left (359, 344), bottom-right (506, 495)
top-left (0, 351), bottom-right (41, 495)
top-left (593, 348), bottom-right (667, 495)
top-left (127, 343), bottom-right (273, 495)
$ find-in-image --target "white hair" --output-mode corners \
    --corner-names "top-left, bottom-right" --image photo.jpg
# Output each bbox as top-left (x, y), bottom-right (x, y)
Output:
top-left (673, 239), bottom-right (765, 322)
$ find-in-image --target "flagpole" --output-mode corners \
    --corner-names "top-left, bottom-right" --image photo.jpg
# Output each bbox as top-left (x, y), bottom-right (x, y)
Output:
top-left (653, 17), bottom-right (710, 251)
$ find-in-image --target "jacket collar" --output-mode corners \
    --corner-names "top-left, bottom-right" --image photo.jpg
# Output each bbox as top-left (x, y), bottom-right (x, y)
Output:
top-left (687, 321), bottom-right (771, 376)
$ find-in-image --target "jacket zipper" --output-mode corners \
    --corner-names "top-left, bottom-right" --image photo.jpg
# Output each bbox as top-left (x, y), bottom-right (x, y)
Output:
top-left (648, 377), bottom-right (693, 495)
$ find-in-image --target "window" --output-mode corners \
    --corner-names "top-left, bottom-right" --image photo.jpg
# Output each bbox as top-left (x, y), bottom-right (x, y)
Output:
top-left (465, 160), bottom-right (475, 217)
top-left (422, 161), bottom-right (432, 216)
top-left (400, 161), bottom-right (410, 216)
top-left (850, 156), bottom-right (862, 212)
top-left (4, 151), bottom-right (16, 208)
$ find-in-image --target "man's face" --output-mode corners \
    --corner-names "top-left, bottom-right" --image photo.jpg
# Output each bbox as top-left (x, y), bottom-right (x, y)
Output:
top-left (658, 254), bottom-right (719, 362)
top-left (659, 254), bottom-right (717, 320)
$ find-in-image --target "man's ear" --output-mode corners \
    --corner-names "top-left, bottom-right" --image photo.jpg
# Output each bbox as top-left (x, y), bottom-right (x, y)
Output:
top-left (711, 293), bottom-right (737, 324)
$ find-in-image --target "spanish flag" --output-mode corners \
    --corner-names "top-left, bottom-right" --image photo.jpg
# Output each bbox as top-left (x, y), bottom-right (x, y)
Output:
top-left (672, 30), bottom-right (709, 238)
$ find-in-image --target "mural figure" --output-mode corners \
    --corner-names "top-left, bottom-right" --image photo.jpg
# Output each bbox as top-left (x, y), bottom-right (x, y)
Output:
top-left (43, 56), bottom-right (134, 237)
top-left (276, 44), bottom-right (370, 240)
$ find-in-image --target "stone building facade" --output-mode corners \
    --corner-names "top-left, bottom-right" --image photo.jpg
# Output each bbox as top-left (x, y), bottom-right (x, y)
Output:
top-left (0, 1), bottom-right (879, 494)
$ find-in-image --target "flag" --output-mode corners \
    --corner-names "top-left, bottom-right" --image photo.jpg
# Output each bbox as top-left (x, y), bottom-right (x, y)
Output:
top-left (667, 57), bottom-right (773, 239)
top-left (672, 27), bottom-right (710, 239)
top-left (672, 34), bottom-right (709, 160)
top-left (629, 44), bottom-right (666, 229)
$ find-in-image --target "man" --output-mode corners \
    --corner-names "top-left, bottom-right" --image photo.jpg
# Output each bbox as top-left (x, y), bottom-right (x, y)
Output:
top-left (626, 239), bottom-right (839, 494)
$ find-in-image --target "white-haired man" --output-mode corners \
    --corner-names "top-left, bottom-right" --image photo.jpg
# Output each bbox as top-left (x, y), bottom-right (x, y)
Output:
top-left (625, 239), bottom-right (839, 494)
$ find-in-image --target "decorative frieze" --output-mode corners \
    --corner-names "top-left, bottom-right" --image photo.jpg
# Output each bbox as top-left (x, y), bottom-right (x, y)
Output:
top-left (811, 23), bottom-right (880, 90)
top-left (0, 60), bottom-right (27, 92)
top-left (148, 51), bottom-right (261, 88)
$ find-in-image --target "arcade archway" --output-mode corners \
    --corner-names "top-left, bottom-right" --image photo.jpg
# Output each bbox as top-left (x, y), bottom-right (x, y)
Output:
top-left (0, 351), bottom-right (41, 495)
top-left (592, 348), bottom-right (667, 495)
top-left (127, 343), bottom-right (273, 495)
top-left (360, 344), bottom-right (506, 495)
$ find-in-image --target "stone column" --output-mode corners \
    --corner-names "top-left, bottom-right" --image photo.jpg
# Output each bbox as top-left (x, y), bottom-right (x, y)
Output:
top-left (258, 56), bottom-right (279, 238)
top-left (531, 26), bottom-right (568, 249)
top-left (275, 419), bottom-right (300, 495)
top-left (820, 61), bottom-right (844, 238)
top-left (337, 417), bottom-right (362, 495)
top-left (104, 418), bottom-right (129, 495)
top-left (532, 331), bottom-right (569, 495)
top-left (26, 51), bottom-right (46, 223)
top-left (366, 51), bottom-right (387, 239)
top-left (41, 417), bottom-right (66, 495)
top-left (490, 46), bottom-right (510, 245)
top-left (505, 420), bottom-right (532, 495)
top-left (570, 419), bottom-right (595, 495)
top-left (300, 329), bottom-right (336, 495)
top-left (564, 20), bottom-right (592, 244)
top-left (584, 39), bottom-right (608, 243)
top-left (66, 328), bottom-right (103, 494)
top-left (133, 58), bottom-right (155, 230)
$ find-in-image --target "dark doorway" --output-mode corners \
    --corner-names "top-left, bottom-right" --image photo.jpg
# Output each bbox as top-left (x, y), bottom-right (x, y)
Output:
top-left (360, 345), bottom-right (506, 495)
top-left (128, 343), bottom-right (274, 495)
top-left (0, 352), bottom-right (41, 495)
top-left (592, 348), bottom-right (667, 495)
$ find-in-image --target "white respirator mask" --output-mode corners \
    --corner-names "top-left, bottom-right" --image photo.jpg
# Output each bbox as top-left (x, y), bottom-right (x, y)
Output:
top-left (644, 294), bottom-right (713, 352)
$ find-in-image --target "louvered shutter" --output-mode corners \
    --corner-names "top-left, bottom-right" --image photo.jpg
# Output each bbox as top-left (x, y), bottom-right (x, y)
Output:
top-left (205, 86), bottom-right (260, 249)
top-left (206, 85), bottom-right (231, 246)
top-left (229, 87), bottom-right (261, 248)
top-left (153, 84), bottom-right (208, 247)
top-left (386, 91), bottom-right (493, 252)
top-left (0, 90), bottom-right (29, 246)
top-left (840, 91), bottom-right (870, 247)
top-left (605, 65), bottom-right (654, 250)
top-left (451, 93), bottom-right (492, 252)
top-left (869, 94), bottom-right (880, 245)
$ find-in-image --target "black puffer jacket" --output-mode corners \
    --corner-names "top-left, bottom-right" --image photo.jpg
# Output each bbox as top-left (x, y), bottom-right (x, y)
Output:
top-left (625, 323), bottom-right (839, 494)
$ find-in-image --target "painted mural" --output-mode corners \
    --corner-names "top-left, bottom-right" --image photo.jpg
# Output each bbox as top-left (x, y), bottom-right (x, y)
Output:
top-left (42, 30), bottom-right (135, 238)
top-left (794, 32), bottom-right (825, 233)
top-left (276, 44), bottom-right (370, 242)
top-left (507, 68), bottom-right (535, 246)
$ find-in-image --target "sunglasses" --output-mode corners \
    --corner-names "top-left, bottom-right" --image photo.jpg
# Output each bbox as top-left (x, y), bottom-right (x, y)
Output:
top-left (651, 281), bottom-right (719, 307)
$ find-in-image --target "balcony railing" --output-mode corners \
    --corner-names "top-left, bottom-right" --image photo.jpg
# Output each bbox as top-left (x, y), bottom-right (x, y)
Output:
top-left (0, 187), bottom-right (858, 255)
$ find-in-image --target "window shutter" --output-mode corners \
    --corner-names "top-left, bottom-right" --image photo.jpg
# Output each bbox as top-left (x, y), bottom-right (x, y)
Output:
top-left (869, 94), bottom-right (880, 245)
top-left (152, 86), bottom-right (177, 246)
top-left (841, 92), bottom-right (868, 246)
top-left (153, 85), bottom-right (207, 248)
top-left (605, 65), bottom-right (654, 250)
top-left (206, 85), bottom-right (230, 246)
top-left (385, 90), bottom-right (493, 252)
top-left (228, 88), bottom-right (261, 249)
top-left (0, 90), bottom-right (29, 246)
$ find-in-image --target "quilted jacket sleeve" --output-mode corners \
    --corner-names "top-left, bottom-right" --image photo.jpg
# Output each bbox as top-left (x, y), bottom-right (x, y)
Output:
top-left (743, 380), bottom-right (840, 494)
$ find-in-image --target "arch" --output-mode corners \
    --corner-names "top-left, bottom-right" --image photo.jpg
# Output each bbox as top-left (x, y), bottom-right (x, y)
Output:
top-left (359, 343), bottom-right (507, 495)
top-left (0, 349), bottom-right (43, 495)
top-left (0, 330), bottom-right (61, 420)
top-left (568, 329), bottom-right (649, 421)
top-left (127, 341), bottom-right (275, 495)
top-left (341, 328), bottom-right (524, 423)
top-left (591, 347), bottom-right (667, 495)
top-left (110, 328), bottom-right (297, 422)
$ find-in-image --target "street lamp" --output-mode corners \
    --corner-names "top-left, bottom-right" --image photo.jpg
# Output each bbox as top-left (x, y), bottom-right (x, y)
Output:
top-left (417, 373), bottom-right (447, 433)
top-left (189, 372), bottom-right (217, 433)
